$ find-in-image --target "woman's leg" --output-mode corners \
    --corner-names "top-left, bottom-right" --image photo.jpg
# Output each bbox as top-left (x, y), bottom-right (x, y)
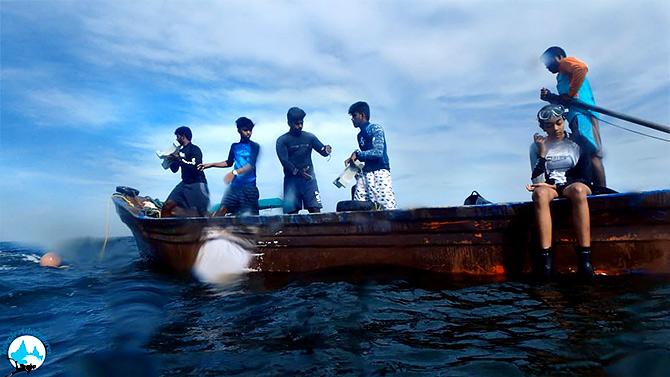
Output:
top-left (563, 182), bottom-right (595, 277)
top-left (532, 186), bottom-right (559, 248)
top-left (562, 183), bottom-right (592, 247)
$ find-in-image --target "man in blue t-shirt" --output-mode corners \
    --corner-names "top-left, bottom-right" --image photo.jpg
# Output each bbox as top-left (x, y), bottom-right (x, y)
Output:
top-left (162, 126), bottom-right (210, 217)
top-left (198, 117), bottom-right (260, 216)
top-left (276, 107), bottom-right (332, 214)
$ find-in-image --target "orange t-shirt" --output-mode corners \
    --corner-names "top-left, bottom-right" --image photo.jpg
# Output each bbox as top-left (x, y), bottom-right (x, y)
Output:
top-left (558, 57), bottom-right (589, 98)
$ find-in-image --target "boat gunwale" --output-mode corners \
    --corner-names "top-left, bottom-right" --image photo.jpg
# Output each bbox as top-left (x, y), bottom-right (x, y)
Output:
top-left (113, 189), bottom-right (670, 227)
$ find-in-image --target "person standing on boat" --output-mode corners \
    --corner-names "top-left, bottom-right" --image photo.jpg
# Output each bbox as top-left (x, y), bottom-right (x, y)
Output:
top-left (276, 107), bottom-right (332, 214)
top-left (540, 46), bottom-right (606, 187)
top-left (345, 101), bottom-right (397, 210)
top-left (198, 117), bottom-right (260, 216)
top-left (527, 104), bottom-right (595, 279)
top-left (161, 126), bottom-right (210, 217)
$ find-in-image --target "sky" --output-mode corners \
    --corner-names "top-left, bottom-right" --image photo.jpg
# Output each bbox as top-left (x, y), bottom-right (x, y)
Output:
top-left (1, 0), bottom-right (669, 246)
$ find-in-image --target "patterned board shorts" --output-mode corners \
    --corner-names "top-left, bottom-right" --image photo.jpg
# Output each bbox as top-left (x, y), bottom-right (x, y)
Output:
top-left (353, 169), bottom-right (397, 210)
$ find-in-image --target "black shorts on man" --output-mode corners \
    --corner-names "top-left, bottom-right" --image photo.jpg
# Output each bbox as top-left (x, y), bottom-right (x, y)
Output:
top-left (222, 185), bottom-right (260, 216)
top-left (167, 181), bottom-right (210, 216)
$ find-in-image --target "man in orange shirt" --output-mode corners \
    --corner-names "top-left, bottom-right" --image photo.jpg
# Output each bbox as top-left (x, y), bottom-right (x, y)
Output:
top-left (540, 46), bottom-right (606, 187)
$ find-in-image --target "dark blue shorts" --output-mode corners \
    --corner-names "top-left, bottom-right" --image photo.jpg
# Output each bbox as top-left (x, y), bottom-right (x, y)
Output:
top-left (283, 177), bottom-right (322, 213)
top-left (222, 185), bottom-right (259, 216)
top-left (167, 181), bottom-right (210, 216)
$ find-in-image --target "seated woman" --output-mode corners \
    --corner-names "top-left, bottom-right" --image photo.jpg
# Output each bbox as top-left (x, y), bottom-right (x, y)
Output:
top-left (527, 104), bottom-right (595, 279)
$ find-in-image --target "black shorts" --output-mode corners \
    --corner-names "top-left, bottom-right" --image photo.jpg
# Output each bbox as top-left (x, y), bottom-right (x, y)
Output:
top-left (556, 181), bottom-right (592, 197)
top-left (222, 185), bottom-right (259, 216)
top-left (167, 181), bottom-right (210, 216)
top-left (283, 176), bottom-right (322, 213)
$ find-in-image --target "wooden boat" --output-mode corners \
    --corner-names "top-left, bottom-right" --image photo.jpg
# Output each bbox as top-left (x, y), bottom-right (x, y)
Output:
top-left (113, 189), bottom-right (670, 277)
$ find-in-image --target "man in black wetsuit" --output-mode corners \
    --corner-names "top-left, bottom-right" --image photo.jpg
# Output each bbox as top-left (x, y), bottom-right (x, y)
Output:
top-left (161, 126), bottom-right (210, 217)
top-left (276, 107), bottom-right (332, 214)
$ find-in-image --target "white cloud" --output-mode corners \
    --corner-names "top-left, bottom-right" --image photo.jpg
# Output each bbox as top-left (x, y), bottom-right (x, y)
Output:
top-left (23, 88), bottom-right (119, 128)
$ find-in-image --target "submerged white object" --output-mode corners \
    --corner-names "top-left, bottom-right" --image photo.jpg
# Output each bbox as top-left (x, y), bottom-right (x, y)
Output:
top-left (333, 160), bottom-right (365, 188)
top-left (193, 231), bottom-right (253, 283)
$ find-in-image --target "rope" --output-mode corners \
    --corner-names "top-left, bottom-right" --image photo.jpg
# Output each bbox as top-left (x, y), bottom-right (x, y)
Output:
top-left (596, 115), bottom-right (670, 143)
top-left (99, 196), bottom-right (112, 260)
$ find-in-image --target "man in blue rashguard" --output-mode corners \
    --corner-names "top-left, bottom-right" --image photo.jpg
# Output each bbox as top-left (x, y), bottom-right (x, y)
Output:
top-left (345, 101), bottom-right (397, 210)
top-left (276, 107), bottom-right (332, 214)
top-left (198, 117), bottom-right (260, 216)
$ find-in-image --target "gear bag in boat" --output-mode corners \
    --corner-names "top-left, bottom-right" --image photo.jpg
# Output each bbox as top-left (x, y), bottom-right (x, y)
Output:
top-left (463, 191), bottom-right (492, 205)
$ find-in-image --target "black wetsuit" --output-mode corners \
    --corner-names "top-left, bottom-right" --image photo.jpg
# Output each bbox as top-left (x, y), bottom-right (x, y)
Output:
top-left (276, 130), bottom-right (329, 213)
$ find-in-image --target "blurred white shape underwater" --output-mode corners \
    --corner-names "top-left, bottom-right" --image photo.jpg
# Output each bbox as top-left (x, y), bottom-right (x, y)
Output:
top-left (192, 229), bottom-right (253, 284)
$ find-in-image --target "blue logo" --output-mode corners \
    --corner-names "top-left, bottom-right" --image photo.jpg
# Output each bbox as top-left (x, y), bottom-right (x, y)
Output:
top-left (5, 333), bottom-right (48, 374)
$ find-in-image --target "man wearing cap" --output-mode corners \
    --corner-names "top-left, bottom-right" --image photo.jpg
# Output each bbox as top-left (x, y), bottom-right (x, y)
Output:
top-left (276, 107), bottom-right (332, 214)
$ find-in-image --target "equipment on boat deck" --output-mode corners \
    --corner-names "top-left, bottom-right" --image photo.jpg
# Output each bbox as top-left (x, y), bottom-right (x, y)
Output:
top-left (463, 191), bottom-right (492, 206)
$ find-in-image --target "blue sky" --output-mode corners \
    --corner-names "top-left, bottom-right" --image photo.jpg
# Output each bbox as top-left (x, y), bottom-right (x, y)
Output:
top-left (1, 0), bottom-right (669, 245)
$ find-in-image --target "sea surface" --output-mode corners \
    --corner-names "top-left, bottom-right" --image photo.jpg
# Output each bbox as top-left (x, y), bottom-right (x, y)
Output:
top-left (1, 238), bottom-right (669, 377)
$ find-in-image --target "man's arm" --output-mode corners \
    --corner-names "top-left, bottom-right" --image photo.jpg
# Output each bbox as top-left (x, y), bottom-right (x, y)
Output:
top-left (355, 124), bottom-right (385, 161)
top-left (276, 137), bottom-right (298, 175)
top-left (193, 145), bottom-right (203, 165)
top-left (310, 134), bottom-right (331, 157)
top-left (198, 144), bottom-right (234, 170)
top-left (169, 158), bottom-right (180, 173)
top-left (559, 57), bottom-right (588, 98)
top-left (198, 161), bottom-right (229, 170)
top-left (529, 142), bottom-right (546, 184)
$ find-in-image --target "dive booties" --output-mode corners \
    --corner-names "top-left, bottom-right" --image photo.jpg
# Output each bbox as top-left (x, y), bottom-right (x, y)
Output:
top-left (576, 247), bottom-right (595, 278)
top-left (535, 247), bottom-right (553, 279)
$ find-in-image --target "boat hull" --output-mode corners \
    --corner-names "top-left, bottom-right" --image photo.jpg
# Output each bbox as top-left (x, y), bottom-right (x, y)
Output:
top-left (114, 190), bottom-right (670, 277)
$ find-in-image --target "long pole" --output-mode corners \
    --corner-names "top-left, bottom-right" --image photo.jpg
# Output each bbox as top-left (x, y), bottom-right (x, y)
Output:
top-left (544, 93), bottom-right (670, 134)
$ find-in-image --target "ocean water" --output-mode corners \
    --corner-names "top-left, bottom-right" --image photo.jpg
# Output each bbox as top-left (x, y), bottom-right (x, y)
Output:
top-left (1, 238), bottom-right (669, 377)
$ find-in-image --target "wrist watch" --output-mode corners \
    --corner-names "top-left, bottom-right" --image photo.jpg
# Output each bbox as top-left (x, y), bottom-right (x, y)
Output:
top-left (232, 170), bottom-right (239, 176)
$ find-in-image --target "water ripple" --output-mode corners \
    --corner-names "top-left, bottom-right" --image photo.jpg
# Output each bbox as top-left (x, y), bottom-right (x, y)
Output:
top-left (1, 239), bottom-right (669, 376)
